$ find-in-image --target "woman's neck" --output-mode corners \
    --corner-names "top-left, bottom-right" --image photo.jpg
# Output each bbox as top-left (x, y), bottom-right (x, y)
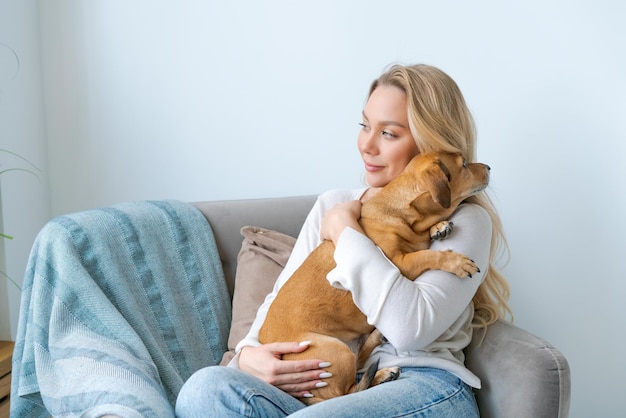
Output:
top-left (360, 187), bottom-right (383, 203)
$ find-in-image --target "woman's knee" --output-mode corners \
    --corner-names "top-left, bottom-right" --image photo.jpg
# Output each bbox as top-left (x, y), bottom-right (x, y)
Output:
top-left (186, 365), bottom-right (236, 387)
top-left (176, 366), bottom-right (236, 414)
top-left (176, 366), bottom-right (304, 418)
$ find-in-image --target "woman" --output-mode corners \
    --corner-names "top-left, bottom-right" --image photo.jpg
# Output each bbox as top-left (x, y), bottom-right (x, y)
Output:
top-left (175, 64), bottom-right (512, 417)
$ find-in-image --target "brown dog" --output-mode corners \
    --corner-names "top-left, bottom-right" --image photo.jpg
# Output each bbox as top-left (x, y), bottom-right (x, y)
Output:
top-left (258, 151), bottom-right (490, 404)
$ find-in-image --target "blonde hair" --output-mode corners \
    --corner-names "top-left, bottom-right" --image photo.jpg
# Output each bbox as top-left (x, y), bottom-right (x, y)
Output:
top-left (370, 64), bottom-right (513, 329)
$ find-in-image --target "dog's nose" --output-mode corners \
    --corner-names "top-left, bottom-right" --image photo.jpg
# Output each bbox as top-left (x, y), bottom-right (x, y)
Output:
top-left (485, 164), bottom-right (491, 171)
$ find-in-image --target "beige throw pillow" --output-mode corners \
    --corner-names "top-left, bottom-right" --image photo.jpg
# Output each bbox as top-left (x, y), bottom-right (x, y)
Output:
top-left (219, 226), bottom-right (296, 365)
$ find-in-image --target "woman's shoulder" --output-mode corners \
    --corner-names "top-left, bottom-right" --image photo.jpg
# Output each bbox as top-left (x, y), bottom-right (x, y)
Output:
top-left (317, 188), bottom-right (366, 208)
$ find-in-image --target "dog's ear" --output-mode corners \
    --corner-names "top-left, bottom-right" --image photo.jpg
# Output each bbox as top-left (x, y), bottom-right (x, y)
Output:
top-left (424, 159), bottom-right (451, 208)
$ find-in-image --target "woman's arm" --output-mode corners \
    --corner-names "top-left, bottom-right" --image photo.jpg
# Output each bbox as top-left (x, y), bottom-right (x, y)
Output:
top-left (326, 203), bottom-right (492, 351)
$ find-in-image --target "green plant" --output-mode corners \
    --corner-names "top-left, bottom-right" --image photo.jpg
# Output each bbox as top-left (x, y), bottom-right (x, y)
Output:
top-left (1, 148), bottom-right (42, 290)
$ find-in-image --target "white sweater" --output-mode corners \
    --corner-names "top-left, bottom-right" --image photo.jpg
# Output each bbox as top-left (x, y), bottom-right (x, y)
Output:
top-left (233, 189), bottom-right (492, 388)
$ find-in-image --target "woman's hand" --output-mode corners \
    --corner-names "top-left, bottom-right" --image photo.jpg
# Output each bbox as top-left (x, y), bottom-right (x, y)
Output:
top-left (238, 342), bottom-right (332, 399)
top-left (320, 200), bottom-right (364, 245)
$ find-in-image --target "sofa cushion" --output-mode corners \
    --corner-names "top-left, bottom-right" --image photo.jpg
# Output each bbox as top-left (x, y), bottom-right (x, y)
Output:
top-left (220, 226), bottom-right (296, 365)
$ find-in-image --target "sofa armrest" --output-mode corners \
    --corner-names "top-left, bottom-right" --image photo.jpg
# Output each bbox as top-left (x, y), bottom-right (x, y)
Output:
top-left (465, 319), bottom-right (571, 418)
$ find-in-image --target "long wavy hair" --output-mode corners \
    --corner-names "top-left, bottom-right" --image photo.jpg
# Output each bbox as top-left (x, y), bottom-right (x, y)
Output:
top-left (369, 64), bottom-right (513, 329)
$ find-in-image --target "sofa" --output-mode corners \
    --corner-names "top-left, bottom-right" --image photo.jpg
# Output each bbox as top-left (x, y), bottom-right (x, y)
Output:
top-left (12, 196), bottom-right (571, 417)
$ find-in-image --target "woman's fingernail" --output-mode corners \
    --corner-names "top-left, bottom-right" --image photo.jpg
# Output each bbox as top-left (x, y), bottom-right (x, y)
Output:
top-left (318, 361), bottom-right (331, 368)
top-left (319, 372), bottom-right (333, 378)
top-left (315, 382), bottom-right (328, 388)
top-left (303, 393), bottom-right (314, 398)
top-left (299, 340), bottom-right (312, 346)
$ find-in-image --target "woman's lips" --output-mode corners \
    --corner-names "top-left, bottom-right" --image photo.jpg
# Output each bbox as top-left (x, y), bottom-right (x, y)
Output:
top-left (364, 163), bottom-right (383, 172)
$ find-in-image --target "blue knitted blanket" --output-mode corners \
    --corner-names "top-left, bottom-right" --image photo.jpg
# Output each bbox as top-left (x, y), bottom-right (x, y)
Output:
top-left (11, 200), bottom-right (231, 418)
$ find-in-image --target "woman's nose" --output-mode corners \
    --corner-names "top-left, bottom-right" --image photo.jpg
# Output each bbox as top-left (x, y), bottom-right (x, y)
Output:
top-left (359, 132), bottom-right (377, 154)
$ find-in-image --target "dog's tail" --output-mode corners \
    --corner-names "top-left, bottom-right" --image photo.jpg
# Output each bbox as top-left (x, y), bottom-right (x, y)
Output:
top-left (353, 359), bottom-right (380, 393)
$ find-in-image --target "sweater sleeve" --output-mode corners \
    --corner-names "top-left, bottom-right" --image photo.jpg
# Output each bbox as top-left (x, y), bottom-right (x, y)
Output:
top-left (326, 204), bottom-right (492, 352)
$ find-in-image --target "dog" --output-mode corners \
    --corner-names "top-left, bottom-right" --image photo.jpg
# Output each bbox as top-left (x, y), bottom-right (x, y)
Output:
top-left (258, 151), bottom-right (490, 405)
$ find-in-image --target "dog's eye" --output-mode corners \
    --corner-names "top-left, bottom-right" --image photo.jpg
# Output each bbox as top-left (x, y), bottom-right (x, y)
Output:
top-left (463, 159), bottom-right (468, 168)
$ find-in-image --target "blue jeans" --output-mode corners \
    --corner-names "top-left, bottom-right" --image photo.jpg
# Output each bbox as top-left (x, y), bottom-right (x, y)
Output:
top-left (175, 366), bottom-right (479, 417)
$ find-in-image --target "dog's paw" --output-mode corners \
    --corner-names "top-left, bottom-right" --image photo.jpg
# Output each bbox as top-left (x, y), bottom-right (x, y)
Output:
top-left (430, 221), bottom-right (454, 240)
top-left (442, 250), bottom-right (481, 279)
top-left (371, 367), bottom-right (401, 386)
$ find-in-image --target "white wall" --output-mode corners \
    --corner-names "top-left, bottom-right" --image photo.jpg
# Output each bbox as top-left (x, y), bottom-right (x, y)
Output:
top-left (2, 1), bottom-right (625, 416)
top-left (0, 0), bottom-right (50, 341)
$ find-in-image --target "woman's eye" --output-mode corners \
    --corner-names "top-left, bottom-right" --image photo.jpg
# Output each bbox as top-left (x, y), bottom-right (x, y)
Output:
top-left (382, 130), bottom-right (397, 139)
top-left (358, 122), bottom-right (370, 131)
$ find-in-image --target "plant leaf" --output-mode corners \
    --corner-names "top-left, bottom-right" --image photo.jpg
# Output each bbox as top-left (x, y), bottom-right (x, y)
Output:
top-left (0, 269), bottom-right (22, 292)
top-left (0, 148), bottom-right (42, 172)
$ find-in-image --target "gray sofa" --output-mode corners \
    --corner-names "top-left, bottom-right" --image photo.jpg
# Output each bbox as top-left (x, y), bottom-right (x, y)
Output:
top-left (194, 195), bottom-right (571, 418)
top-left (12, 196), bottom-right (570, 417)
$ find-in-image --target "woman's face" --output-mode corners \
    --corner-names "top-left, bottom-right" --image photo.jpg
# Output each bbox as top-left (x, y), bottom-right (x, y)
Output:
top-left (358, 85), bottom-right (419, 188)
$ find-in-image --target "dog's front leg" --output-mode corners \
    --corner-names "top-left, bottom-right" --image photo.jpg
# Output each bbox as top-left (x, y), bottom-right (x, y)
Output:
top-left (394, 249), bottom-right (480, 279)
